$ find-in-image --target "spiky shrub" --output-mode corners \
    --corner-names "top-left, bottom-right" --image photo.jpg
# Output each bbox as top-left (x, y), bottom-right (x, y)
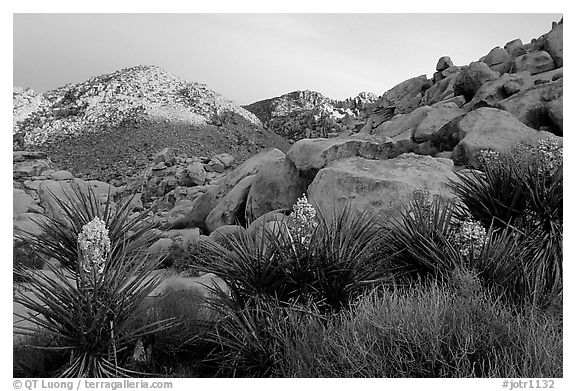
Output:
top-left (387, 191), bottom-right (466, 279)
top-left (450, 139), bottom-right (562, 308)
top-left (451, 138), bottom-right (562, 233)
top-left (14, 217), bottom-right (172, 378)
top-left (194, 198), bottom-right (392, 312)
top-left (16, 183), bottom-right (160, 271)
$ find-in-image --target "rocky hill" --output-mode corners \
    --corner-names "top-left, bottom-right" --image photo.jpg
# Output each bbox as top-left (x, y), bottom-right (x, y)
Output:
top-left (13, 65), bottom-right (290, 184)
top-left (243, 90), bottom-right (378, 141)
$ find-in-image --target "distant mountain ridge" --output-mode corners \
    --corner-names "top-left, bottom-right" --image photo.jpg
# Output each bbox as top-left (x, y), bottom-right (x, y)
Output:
top-left (243, 90), bottom-right (378, 141)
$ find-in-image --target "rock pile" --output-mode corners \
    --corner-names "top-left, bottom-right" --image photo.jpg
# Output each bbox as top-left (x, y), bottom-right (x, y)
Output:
top-left (243, 90), bottom-right (378, 142)
top-left (165, 18), bottom-right (563, 241)
top-left (356, 18), bottom-right (563, 167)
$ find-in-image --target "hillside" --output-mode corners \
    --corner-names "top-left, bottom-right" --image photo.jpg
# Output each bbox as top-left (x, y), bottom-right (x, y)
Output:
top-left (13, 65), bottom-right (290, 183)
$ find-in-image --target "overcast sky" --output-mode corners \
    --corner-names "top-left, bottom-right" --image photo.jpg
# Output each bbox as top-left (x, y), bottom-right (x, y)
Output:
top-left (13, 13), bottom-right (562, 105)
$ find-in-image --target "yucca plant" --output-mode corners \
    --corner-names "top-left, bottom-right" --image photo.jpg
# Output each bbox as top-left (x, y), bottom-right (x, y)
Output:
top-left (14, 236), bottom-right (173, 378)
top-left (15, 182), bottom-right (160, 272)
top-left (194, 200), bottom-right (394, 312)
top-left (387, 192), bottom-right (465, 279)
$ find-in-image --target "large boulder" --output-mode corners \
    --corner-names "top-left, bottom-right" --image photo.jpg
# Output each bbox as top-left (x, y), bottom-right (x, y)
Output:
top-left (168, 185), bottom-right (219, 230)
top-left (207, 225), bottom-right (248, 247)
top-left (465, 72), bottom-right (532, 111)
top-left (452, 108), bottom-right (561, 168)
top-left (547, 97), bottom-right (563, 133)
top-left (496, 79), bottom-right (562, 135)
top-left (213, 148), bottom-right (285, 201)
top-left (13, 188), bottom-right (43, 215)
top-left (308, 154), bottom-right (459, 225)
top-left (453, 62), bottom-right (500, 102)
top-left (244, 157), bottom-right (307, 222)
top-left (482, 47), bottom-right (512, 74)
top-left (205, 175), bottom-right (255, 232)
top-left (378, 75), bottom-right (432, 114)
top-left (504, 39), bottom-right (526, 58)
top-left (541, 21), bottom-right (563, 68)
top-left (371, 106), bottom-right (432, 143)
top-left (286, 135), bottom-right (391, 178)
top-left (37, 179), bottom-right (118, 217)
top-left (422, 68), bottom-right (463, 106)
top-left (513, 51), bottom-right (555, 75)
top-left (413, 104), bottom-right (465, 142)
top-left (436, 56), bottom-right (454, 71)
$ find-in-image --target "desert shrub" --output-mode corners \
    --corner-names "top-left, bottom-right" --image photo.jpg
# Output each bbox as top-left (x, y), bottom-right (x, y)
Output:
top-left (14, 214), bottom-right (173, 378)
top-left (16, 183), bottom-right (160, 271)
top-left (194, 198), bottom-right (393, 312)
top-left (13, 239), bottom-right (45, 283)
top-left (270, 281), bottom-right (562, 378)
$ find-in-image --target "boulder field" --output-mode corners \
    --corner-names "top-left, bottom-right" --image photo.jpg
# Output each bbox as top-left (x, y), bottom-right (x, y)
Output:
top-left (13, 18), bottom-right (563, 271)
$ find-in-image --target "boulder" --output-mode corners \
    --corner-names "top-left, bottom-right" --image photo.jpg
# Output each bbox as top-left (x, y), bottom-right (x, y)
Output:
top-left (372, 106), bottom-right (432, 144)
top-left (547, 97), bottom-right (563, 133)
top-left (49, 170), bottom-right (74, 181)
top-left (504, 39), bottom-right (526, 57)
top-left (308, 154), bottom-right (458, 224)
top-left (513, 51), bottom-right (555, 75)
top-left (378, 75), bottom-right (431, 114)
top-left (453, 62), bottom-right (500, 102)
top-left (465, 72), bottom-right (532, 111)
top-left (430, 114), bottom-right (466, 152)
top-left (452, 108), bottom-right (561, 168)
top-left (153, 147), bottom-right (177, 167)
top-left (246, 211), bottom-right (290, 239)
top-left (244, 156), bottom-right (307, 222)
top-left (13, 188), bottom-right (43, 215)
top-left (213, 148), bottom-right (285, 201)
top-left (422, 70), bottom-right (462, 106)
top-left (413, 104), bottom-right (465, 142)
top-left (482, 47), bottom-right (512, 74)
top-left (207, 225), bottom-right (248, 247)
top-left (13, 157), bottom-right (53, 179)
top-left (37, 179), bottom-right (118, 217)
top-left (13, 213), bottom-right (51, 237)
top-left (168, 185), bottom-right (219, 230)
top-left (205, 175), bottom-right (255, 232)
top-left (436, 56), bottom-right (454, 71)
top-left (496, 79), bottom-right (562, 134)
top-left (542, 21), bottom-right (563, 67)
top-left (287, 135), bottom-right (390, 177)
top-left (181, 162), bottom-right (206, 186)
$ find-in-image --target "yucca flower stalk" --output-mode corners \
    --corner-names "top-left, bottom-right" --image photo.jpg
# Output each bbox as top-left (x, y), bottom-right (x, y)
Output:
top-left (14, 195), bottom-right (172, 377)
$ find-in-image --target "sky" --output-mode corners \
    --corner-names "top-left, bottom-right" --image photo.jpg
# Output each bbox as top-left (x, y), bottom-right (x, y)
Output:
top-left (13, 13), bottom-right (563, 106)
